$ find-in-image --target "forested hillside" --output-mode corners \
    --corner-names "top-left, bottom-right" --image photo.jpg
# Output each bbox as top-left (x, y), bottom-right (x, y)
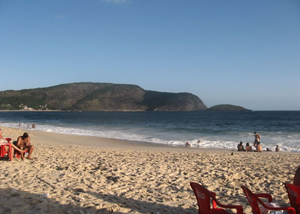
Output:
top-left (0, 82), bottom-right (207, 111)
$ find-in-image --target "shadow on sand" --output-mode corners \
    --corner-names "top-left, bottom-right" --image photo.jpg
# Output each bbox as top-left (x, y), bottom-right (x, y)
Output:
top-left (0, 188), bottom-right (197, 214)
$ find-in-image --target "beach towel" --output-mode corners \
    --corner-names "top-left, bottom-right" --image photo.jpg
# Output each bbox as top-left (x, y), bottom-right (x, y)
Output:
top-left (0, 139), bottom-right (8, 145)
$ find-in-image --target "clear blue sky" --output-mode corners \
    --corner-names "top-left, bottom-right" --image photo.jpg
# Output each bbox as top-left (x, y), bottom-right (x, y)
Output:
top-left (1, 0), bottom-right (299, 110)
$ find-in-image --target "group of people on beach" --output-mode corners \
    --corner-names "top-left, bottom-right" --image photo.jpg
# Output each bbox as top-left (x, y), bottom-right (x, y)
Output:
top-left (237, 132), bottom-right (280, 152)
top-left (0, 129), bottom-right (34, 160)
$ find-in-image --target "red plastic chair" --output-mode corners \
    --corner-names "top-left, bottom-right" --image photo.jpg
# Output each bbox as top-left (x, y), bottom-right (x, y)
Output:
top-left (0, 138), bottom-right (13, 161)
top-left (294, 166), bottom-right (300, 186)
top-left (241, 185), bottom-right (295, 214)
top-left (190, 182), bottom-right (243, 214)
top-left (15, 150), bottom-right (28, 159)
top-left (285, 183), bottom-right (300, 214)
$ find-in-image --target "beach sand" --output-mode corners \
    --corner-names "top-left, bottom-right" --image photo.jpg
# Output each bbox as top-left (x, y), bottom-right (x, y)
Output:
top-left (0, 126), bottom-right (299, 214)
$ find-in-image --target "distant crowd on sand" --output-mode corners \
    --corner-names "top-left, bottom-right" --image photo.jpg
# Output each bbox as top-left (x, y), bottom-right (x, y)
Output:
top-left (184, 132), bottom-right (281, 153)
top-left (237, 132), bottom-right (280, 152)
top-left (0, 128), bottom-right (35, 160)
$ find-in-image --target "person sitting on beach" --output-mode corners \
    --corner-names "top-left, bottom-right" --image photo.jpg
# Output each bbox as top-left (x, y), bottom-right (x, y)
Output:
top-left (185, 141), bottom-right (191, 147)
top-left (256, 141), bottom-right (262, 152)
top-left (237, 141), bottom-right (245, 151)
top-left (275, 145), bottom-right (280, 152)
top-left (0, 129), bottom-right (24, 159)
top-left (245, 142), bottom-right (252, 152)
top-left (14, 133), bottom-right (34, 160)
top-left (0, 129), bottom-right (6, 143)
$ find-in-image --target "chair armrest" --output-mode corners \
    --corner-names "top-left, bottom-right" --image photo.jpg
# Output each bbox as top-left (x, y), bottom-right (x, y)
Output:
top-left (255, 193), bottom-right (273, 202)
top-left (286, 207), bottom-right (297, 214)
top-left (5, 138), bottom-right (12, 143)
top-left (213, 198), bottom-right (243, 214)
top-left (260, 202), bottom-right (295, 214)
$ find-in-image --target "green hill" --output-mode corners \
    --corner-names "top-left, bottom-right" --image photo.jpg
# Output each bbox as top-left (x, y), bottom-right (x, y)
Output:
top-left (0, 82), bottom-right (207, 111)
top-left (207, 104), bottom-right (251, 111)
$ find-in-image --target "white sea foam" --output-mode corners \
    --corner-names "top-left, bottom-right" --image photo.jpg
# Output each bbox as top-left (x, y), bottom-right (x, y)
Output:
top-left (1, 121), bottom-right (300, 152)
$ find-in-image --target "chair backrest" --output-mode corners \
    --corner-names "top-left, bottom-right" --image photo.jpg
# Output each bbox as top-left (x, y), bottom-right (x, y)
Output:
top-left (294, 166), bottom-right (300, 186)
top-left (285, 183), bottom-right (300, 214)
top-left (241, 186), bottom-right (261, 214)
top-left (190, 182), bottom-right (214, 214)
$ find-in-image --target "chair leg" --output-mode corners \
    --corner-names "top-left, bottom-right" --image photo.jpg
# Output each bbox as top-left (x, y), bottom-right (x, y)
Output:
top-left (9, 144), bottom-right (12, 161)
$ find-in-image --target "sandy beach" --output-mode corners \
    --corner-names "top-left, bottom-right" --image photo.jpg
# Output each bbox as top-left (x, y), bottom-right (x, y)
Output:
top-left (0, 126), bottom-right (299, 214)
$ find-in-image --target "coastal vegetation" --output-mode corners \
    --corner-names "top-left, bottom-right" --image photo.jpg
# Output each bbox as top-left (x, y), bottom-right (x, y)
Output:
top-left (0, 82), bottom-right (207, 111)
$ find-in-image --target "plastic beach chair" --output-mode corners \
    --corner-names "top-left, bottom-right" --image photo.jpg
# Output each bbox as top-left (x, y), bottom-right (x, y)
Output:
top-left (0, 138), bottom-right (13, 161)
top-left (190, 182), bottom-right (243, 214)
top-left (15, 150), bottom-right (28, 159)
top-left (294, 166), bottom-right (300, 187)
top-left (285, 183), bottom-right (300, 214)
top-left (241, 185), bottom-right (295, 214)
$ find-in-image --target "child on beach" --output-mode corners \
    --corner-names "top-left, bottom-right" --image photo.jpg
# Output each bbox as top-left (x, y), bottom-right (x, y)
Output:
top-left (185, 141), bottom-right (191, 147)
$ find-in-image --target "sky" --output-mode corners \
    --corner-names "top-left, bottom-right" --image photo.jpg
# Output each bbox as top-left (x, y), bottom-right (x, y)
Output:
top-left (0, 0), bottom-right (299, 110)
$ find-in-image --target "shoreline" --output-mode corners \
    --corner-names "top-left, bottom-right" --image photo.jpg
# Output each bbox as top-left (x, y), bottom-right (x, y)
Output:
top-left (4, 125), bottom-right (295, 153)
top-left (1, 111), bottom-right (299, 153)
top-left (5, 126), bottom-right (230, 153)
top-left (1, 126), bottom-right (300, 214)
top-left (1, 125), bottom-right (296, 153)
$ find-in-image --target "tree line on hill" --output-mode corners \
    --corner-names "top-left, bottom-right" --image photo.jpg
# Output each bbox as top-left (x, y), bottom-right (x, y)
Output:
top-left (0, 82), bottom-right (251, 112)
top-left (0, 82), bottom-right (207, 111)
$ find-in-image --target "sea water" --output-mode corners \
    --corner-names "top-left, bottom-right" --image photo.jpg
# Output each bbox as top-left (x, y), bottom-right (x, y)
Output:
top-left (0, 111), bottom-right (299, 152)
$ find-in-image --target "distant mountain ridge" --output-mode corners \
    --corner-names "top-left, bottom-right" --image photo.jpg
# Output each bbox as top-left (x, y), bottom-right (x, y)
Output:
top-left (0, 82), bottom-right (207, 111)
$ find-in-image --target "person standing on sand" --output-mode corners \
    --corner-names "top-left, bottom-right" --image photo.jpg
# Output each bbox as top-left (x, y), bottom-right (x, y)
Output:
top-left (14, 133), bottom-right (34, 160)
top-left (254, 132), bottom-right (261, 149)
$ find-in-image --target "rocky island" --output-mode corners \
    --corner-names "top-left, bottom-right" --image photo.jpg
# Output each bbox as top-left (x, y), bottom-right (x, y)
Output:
top-left (207, 104), bottom-right (251, 111)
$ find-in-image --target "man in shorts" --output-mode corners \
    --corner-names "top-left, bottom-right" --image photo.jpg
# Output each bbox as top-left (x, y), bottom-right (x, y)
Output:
top-left (15, 132), bottom-right (34, 160)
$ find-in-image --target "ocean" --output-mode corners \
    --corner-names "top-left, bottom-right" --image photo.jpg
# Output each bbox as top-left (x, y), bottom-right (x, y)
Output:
top-left (0, 111), bottom-right (299, 152)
